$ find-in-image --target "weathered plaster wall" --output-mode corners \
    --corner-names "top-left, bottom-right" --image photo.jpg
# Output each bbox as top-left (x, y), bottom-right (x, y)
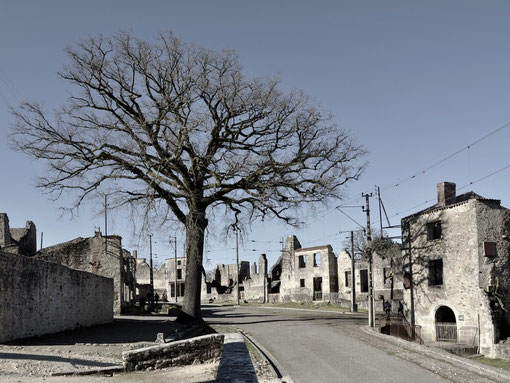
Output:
top-left (0, 251), bottom-right (113, 343)
top-left (403, 200), bottom-right (492, 346)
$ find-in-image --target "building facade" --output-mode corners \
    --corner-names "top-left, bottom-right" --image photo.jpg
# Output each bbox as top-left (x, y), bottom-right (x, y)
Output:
top-left (402, 182), bottom-right (510, 357)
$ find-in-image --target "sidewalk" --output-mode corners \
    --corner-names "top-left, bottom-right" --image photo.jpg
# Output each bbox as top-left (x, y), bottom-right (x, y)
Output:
top-left (363, 326), bottom-right (510, 382)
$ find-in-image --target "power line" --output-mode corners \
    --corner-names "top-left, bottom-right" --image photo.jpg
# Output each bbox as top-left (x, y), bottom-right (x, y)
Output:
top-left (379, 120), bottom-right (510, 192)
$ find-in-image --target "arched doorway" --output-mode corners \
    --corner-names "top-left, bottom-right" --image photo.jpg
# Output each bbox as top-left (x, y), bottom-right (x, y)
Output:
top-left (435, 306), bottom-right (457, 342)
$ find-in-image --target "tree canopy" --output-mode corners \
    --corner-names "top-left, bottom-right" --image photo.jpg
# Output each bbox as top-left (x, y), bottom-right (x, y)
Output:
top-left (11, 32), bottom-right (366, 321)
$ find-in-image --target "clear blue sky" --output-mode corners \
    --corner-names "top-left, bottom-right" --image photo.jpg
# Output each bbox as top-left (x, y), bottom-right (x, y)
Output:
top-left (1, 1), bottom-right (510, 269)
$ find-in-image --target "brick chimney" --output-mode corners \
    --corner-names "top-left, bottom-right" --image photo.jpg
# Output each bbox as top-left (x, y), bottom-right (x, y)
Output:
top-left (437, 182), bottom-right (456, 206)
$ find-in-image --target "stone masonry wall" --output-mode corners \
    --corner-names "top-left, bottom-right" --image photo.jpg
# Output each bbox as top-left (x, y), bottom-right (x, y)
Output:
top-left (475, 200), bottom-right (510, 353)
top-left (243, 254), bottom-right (268, 302)
top-left (122, 334), bottom-right (224, 371)
top-left (0, 251), bottom-right (113, 343)
top-left (403, 200), bottom-right (493, 346)
top-left (36, 233), bottom-right (124, 314)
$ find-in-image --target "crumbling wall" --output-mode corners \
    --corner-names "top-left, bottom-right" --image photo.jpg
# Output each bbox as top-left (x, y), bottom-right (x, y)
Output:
top-left (0, 213), bottom-right (37, 256)
top-left (243, 254), bottom-right (268, 302)
top-left (0, 251), bottom-right (113, 343)
top-left (36, 232), bottom-right (124, 314)
top-left (290, 245), bottom-right (337, 302)
top-left (10, 221), bottom-right (37, 256)
top-left (0, 213), bottom-right (11, 248)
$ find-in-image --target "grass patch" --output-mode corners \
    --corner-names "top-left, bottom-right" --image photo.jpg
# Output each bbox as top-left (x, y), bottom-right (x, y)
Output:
top-left (470, 356), bottom-right (510, 371)
top-left (209, 324), bottom-right (240, 334)
top-left (247, 301), bottom-right (351, 312)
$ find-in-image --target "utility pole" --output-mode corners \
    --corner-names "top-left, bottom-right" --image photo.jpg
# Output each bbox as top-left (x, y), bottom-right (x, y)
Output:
top-left (234, 227), bottom-right (240, 306)
top-left (377, 186), bottom-right (383, 239)
top-left (406, 222), bottom-right (416, 327)
top-left (350, 231), bottom-right (357, 312)
top-left (104, 194), bottom-right (108, 258)
top-left (149, 234), bottom-right (154, 311)
top-left (363, 192), bottom-right (375, 328)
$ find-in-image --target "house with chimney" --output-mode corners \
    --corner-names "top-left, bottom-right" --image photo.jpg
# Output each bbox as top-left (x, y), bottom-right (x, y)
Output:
top-left (401, 182), bottom-right (510, 358)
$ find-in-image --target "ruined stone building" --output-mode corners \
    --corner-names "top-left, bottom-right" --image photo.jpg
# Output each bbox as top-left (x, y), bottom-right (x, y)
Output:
top-left (262, 236), bottom-right (339, 303)
top-left (243, 254), bottom-right (269, 302)
top-left (201, 261), bottom-right (251, 302)
top-left (401, 182), bottom-right (510, 358)
top-left (0, 213), bottom-right (113, 342)
top-left (337, 246), bottom-right (403, 311)
top-left (286, 242), bottom-right (338, 302)
top-left (135, 256), bottom-right (187, 302)
top-left (36, 230), bottom-right (136, 314)
top-left (0, 213), bottom-right (37, 256)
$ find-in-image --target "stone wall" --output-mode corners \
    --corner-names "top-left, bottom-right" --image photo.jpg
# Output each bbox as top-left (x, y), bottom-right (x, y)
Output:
top-left (0, 213), bottom-right (37, 256)
top-left (36, 232), bottom-right (126, 314)
top-left (0, 251), bottom-right (113, 343)
top-left (402, 198), bottom-right (496, 348)
top-left (290, 245), bottom-right (338, 301)
top-left (243, 254), bottom-right (268, 302)
top-left (122, 334), bottom-right (224, 371)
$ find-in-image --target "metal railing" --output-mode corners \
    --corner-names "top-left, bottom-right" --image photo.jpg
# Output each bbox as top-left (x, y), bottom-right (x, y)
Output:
top-left (379, 314), bottom-right (424, 344)
top-left (436, 322), bottom-right (458, 342)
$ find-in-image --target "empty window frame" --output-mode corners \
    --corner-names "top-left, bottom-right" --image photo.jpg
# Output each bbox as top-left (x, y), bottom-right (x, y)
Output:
top-left (484, 241), bottom-right (498, 257)
top-left (427, 221), bottom-right (442, 240)
top-left (177, 260), bottom-right (182, 265)
top-left (428, 259), bottom-right (443, 286)
top-left (300, 278), bottom-right (305, 288)
top-left (360, 269), bottom-right (368, 292)
top-left (313, 252), bottom-right (321, 267)
top-left (298, 255), bottom-right (306, 268)
top-left (177, 269), bottom-right (183, 280)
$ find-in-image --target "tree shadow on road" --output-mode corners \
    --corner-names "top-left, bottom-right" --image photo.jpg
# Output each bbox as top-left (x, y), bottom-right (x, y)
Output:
top-left (0, 352), bottom-right (119, 368)
top-left (5, 317), bottom-right (186, 346)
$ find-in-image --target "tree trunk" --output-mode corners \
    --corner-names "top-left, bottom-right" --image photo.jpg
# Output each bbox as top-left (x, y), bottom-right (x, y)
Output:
top-left (176, 208), bottom-right (208, 323)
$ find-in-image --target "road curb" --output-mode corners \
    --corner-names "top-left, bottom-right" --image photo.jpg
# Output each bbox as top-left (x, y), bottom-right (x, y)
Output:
top-left (239, 330), bottom-right (294, 383)
top-left (362, 325), bottom-right (510, 381)
top-left (251, 305), bottom-right (359, 315)
top-left (50, 365), bottom-right (124, 377)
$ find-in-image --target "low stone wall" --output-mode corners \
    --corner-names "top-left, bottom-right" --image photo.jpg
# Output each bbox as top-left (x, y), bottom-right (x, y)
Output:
top-left (491, 343), bottom-right (510, 360)
top-left (122, 334), bottom-right (224, 371)
top-left (0, 251), bottom-right (113, 343)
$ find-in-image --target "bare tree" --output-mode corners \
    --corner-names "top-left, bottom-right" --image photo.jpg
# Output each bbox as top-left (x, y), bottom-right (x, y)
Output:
top-left (10, 32), bottom-right (365, 322)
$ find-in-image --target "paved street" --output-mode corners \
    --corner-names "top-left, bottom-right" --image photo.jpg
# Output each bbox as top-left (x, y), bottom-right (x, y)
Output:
top-left (203, 305), bottom-right (510, 383)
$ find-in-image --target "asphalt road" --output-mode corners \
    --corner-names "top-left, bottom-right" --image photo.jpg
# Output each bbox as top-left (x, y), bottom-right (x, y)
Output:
top-left (202, 305), bottom-right (507, 383)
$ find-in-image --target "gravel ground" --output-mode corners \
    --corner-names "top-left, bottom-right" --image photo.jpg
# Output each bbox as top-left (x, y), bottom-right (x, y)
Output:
top-left (0, 315), bottom-right (275, 383)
